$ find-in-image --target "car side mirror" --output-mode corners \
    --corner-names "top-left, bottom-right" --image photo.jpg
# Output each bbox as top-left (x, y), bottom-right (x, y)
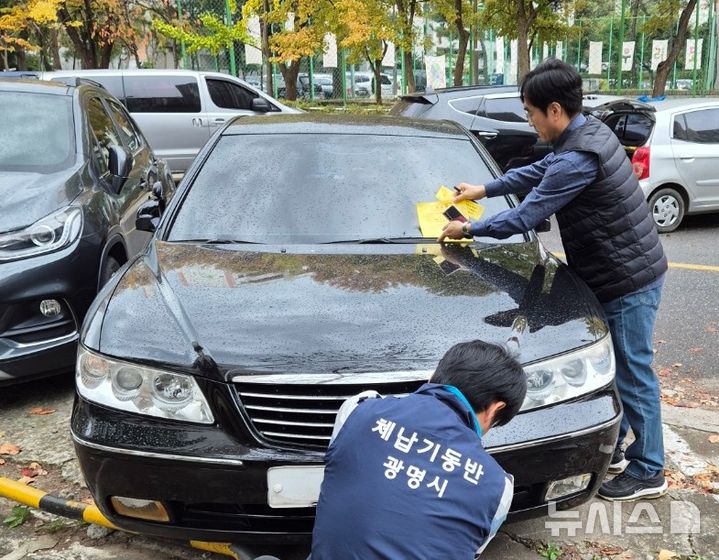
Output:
top-left (108, 145), bottom-right (132, 192)
top-left (136, 199), bottom-right (160, 233)
top-left (151, 180), bottom-right (167, 213)
top-left (535, 218), bottom-right (552, 233)
top-left (251, 97), bottom-right (272, 113)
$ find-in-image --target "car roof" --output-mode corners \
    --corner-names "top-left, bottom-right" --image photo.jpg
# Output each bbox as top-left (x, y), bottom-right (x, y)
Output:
top-left (222, 114), bottom-right (470, 139)
top-left (0, 78), bottom-right (71, 95)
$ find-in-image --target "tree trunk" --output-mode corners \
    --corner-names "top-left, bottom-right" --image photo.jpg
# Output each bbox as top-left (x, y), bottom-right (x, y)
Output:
top-left (279, 60), bottom-right (300, 100)
top-left (50, 28), bottom-right (62, 70)
top-left (452, 0), bottom-right (470, 86)
top-left (652, 0), bottom-right (697, 96)
top-left (99, 42), bottom-right (113, 69)
top-left (16, 33), bottom-right (28, 70)
top-left (261, 0), bottom-right (274, 94)
top-left (370, 59), bottom-right (383, 104)
top-left (516, 0), bottom-right (533, 82)
top-left (403, 50), bottom-right (416, 92)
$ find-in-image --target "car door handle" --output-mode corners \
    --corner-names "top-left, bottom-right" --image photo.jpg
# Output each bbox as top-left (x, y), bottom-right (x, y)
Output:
top-left (192, 117), bottom-right (204, 127)
top-left (679, 155), bottom-right (695, 161)
top-left (476, 131), bottom-right (498, 139)
top-left (212, 118), bottom-right (226, 125)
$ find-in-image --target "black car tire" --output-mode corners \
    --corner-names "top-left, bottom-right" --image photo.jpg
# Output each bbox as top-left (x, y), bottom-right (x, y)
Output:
top-left (99, 255), bottom-right (122, 287)
top-left (648, 187), bottom-right (685, 233)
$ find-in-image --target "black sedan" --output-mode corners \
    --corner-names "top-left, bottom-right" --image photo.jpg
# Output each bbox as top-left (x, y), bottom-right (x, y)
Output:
top-left (0, 79), bottom-right (173, 385)
top-left (71, 115), bottom-right (621, 543)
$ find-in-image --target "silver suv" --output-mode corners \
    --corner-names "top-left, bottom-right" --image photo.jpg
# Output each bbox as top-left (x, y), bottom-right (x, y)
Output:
top-left (597, 98), bottom-right (719, 232)
top-left (41, 70), bottom-right (300, 177)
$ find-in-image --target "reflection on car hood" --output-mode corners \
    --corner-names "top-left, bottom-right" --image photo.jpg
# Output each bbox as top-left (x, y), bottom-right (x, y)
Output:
top-left (0, 168), bottom-right (80, 232)
top-left (94, 240), bottom-right (606, 381)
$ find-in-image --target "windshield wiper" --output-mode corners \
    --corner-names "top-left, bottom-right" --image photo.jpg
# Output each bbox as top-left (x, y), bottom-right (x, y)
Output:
top-left (174, 238), bottom-right (261, 245)
top-left (325, 237), bottom-right (434, 244)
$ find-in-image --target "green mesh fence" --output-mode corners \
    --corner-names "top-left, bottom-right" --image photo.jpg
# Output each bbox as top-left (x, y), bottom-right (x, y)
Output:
top-left (175, 0), bottom-right (718, 100)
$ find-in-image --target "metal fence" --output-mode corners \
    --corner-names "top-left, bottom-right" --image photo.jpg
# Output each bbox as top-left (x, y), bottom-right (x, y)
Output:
top-left (174, 0), bottom-right (718, 100)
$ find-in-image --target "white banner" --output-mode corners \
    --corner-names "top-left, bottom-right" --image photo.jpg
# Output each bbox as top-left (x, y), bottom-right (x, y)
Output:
top-left (323, 33), bottom-right (337, 68)
top-left (285, 12), bottom-right (294, 31)
top-left (621, 41), bottom-right (635, 71)
top-left (245, 16), bottom-right (262, 65)
top-left (699, 0), bottom-right (710, 26)
top-left (685, 38), bottom-right (703, 69)
top-left (495, 36), bottom-right (505, 75)
top-left (509, 40), bottom-right (518, 84)
top-left (424, 55), bottom-right (447, 89)
top-left (588, 41), bottom-right (603, 74)
top-left (556, 41), bottom-right (563, 61)
top-left (382, 42), bottom-right (395, 68)
top-left (542, 42), bottom-right (549, 62)
top-left (651, 39), bottom-right (668, 71)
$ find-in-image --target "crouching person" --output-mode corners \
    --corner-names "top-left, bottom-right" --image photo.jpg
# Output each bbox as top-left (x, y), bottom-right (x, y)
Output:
top-left (310, 340), bottom-right (527, 559)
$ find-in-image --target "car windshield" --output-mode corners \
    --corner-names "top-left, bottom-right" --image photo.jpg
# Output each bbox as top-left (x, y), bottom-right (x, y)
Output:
top-left (168, 133), bottom-right (518, 244)
top-left (0, 92), bottom-right (75, 173)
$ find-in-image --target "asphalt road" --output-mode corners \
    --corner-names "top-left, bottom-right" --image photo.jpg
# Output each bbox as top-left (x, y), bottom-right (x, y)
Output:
top-left (539, 212), bottom-right (719, 393)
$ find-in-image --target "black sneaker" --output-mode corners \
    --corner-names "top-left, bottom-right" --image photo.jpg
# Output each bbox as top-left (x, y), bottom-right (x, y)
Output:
top-left (608, 447), bottom-right (630, 474)
top-left (598, 471), bottom-right (668, 501)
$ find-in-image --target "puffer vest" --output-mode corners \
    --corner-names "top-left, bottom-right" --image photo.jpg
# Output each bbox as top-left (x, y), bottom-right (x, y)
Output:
top-left (553, 116), bottom-right (667, 302)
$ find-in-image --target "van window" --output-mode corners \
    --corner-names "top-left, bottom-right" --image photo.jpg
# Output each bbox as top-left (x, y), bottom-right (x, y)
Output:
top-left (124, 76), bottom-right (201, 113)
top-left (86, 76), bottom-right (124, 100)
top-left (206, 78), bottom-right (257, 110)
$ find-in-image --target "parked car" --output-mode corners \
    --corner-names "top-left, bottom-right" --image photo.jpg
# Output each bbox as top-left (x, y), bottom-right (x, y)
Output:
top-left (39, 70), bottom-right (300, 177)
top-left (391, 85), bottom-right (551, 172)
top-left (276, 73), bottom-right (325, 100)
top-left (71, 114), bottom-right (620, 543)
top-left (0, 78), bottom-right (174, 385)
top-left (594, 97), bottom-right (719, 232)
top-left (350, 71), bottom-right (395, 98)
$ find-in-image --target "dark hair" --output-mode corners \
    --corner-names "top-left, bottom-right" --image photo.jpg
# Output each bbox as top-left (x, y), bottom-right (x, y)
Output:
top-left (520, 58), bottom-right (583, 117)
top-left (430, 340), bottom-right (527, 427)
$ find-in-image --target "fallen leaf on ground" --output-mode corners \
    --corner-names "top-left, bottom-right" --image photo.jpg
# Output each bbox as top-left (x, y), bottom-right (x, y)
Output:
top-left (675, 401), bottom-right (701, 408)
top-left (689, 347), bottom-right (703, 353)
top-left (0, 443), bottom-right (21, 455)
top-left (16, 476), bottom-right (36, 485)
top-left (0, 458), bottom-right (5, 465)
top-left (672, 362), bottom-right (683, 368)
top-left (658, 368), bottom-right (672, 377)
top-left (29, 407), bottom-right (56, 416)
top-left (706, 326), bottom-right (718, 334)
top-left (709, 434), bottom-right (719, 444)
top-left (21, 462), bottom-right (48, 478)
top-left (657, 550), bottom-right (677, 560)
top-left (598, 544), bottom-right (625, 555)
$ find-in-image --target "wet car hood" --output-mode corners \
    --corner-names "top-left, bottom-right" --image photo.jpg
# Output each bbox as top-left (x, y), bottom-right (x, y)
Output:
top-left (0, 168), bottom-right (80, 233)
top-left (92, 240), bottom-right (606, 381)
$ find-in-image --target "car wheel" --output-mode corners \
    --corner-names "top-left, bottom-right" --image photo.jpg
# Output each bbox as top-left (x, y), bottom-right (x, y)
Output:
top-left (648, 187), bottom-right (685, 233)
top-left (99, 255), bottom-right (122, 287)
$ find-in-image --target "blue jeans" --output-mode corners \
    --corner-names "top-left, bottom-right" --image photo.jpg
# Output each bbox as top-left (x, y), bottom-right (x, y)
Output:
top-left (601, 285), bottom-right (664, 480)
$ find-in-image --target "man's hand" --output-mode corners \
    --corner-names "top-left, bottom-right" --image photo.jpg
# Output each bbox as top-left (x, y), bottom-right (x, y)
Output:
top-left (454, 183), bottom-right (486, 203)
top-left (438, 220), bottom-right (466, 242)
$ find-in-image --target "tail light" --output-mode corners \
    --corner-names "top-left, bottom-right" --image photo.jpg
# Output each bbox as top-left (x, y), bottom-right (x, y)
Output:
top-left (632, 146), bottom-right (650, 180)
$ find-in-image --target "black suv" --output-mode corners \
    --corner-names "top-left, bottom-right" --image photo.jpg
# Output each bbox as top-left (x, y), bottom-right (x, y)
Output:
top-left (0, 79), bottom-right (174, 385)
top-left (391, 85), bottom-right (552, 171)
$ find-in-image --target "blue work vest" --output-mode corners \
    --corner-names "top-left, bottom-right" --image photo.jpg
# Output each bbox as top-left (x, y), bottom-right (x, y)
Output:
top-left (311, 383), bottom-right (512, 560)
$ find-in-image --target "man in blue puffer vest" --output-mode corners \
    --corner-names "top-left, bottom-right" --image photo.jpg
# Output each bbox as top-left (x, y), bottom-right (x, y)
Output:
top-left (310, 340), bottom-right (527, 559)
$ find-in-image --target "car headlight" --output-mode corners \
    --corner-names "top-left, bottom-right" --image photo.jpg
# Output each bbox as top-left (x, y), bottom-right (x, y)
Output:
top-left (521, 336), bottom-right (615, 411)
top-left (0, 207), bottom-right (82, 262)
top-left (76, 346), bottom-right (214, 424)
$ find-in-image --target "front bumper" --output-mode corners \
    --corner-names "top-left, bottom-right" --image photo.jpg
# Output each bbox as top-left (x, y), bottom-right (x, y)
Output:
top-left (71, 384), bottom-right (621, 543)
top-left (0, 237), bottom-right (98, 385)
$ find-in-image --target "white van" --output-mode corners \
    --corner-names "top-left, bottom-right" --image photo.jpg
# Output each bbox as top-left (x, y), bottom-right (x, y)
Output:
top-left (41, 69), bottom-right (300, 176)
top-left (347, 71), bottom-right (395, 98)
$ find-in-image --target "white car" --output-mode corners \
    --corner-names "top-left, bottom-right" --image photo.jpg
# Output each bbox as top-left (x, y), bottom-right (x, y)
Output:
top-left (348, 71), bottom-right (395, 98)
top-left (597, 97), bottom-right (719, 232)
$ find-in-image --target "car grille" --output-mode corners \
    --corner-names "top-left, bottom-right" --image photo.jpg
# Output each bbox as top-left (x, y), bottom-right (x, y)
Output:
top-left (234, 378), bottom-right (427, 449)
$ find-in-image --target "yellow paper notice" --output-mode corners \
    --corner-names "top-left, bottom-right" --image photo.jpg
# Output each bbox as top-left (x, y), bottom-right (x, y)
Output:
top-left (417, 201), bottom-right (449, 238)
top-left (435, 185), bottom-right (455, 203)
top-left (456, 200), bottom-right (485, 221)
